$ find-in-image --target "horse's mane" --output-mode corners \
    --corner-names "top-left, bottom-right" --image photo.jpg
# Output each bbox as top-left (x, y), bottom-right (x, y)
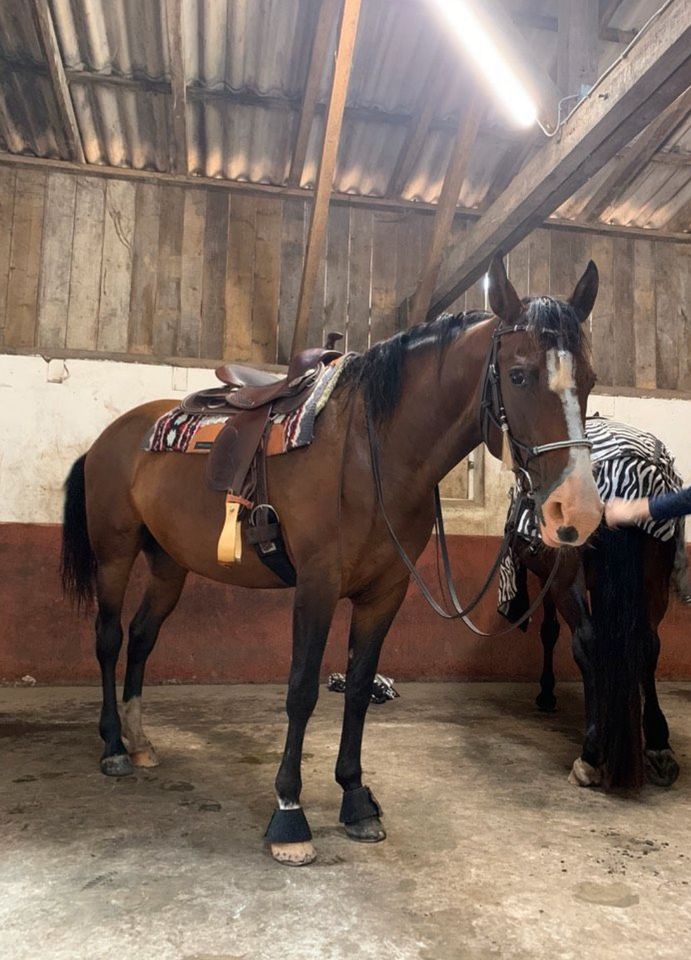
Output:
top-left (340, 296), bottom-right (590, 424)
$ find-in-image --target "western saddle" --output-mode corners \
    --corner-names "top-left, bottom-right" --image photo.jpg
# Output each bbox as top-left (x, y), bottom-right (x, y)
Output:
top-left (181, 333), bottom-right (344, 578)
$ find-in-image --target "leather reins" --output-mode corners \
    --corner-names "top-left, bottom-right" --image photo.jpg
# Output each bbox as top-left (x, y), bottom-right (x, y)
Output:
top-left (365, 321), bottom-right (592, 637)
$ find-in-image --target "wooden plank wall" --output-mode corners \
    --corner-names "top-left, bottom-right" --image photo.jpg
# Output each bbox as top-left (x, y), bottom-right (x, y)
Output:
top-left (0, 167), bottom-right (690, 392)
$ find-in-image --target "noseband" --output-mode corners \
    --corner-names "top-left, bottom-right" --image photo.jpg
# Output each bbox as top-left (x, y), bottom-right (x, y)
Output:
top-left (480, 322), bottom-right (592, 497)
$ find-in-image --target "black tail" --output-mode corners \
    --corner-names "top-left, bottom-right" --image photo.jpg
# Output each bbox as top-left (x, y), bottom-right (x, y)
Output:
top-left (590, 524), bottom-right (647, 790)
top-left (61, 454), bottom-right (96, 609)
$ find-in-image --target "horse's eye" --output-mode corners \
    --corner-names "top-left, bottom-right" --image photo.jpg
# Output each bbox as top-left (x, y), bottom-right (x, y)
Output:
top-left (509, 368), bottom-right (527, 387)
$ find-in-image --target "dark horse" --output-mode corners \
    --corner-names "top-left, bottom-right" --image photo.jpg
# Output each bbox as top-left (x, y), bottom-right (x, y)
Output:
top-left (61, 258), bottom-right (603, 865)
top-left (512, 524), bottom-right (679, 790)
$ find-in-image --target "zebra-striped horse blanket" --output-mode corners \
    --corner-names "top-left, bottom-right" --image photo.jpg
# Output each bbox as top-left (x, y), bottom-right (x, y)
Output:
top-left (497, 415), bottom-right (684, 617)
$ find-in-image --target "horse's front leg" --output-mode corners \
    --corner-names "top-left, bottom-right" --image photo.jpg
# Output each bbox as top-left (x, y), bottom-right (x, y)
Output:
top-left (335, 579), bottom-right (408, 842)
top-left (536, 596), bottom-right (560, 712)
top-left (266, 576), bottom-right (339, 866)
top-left (567, 588), bottom-right (602, 787)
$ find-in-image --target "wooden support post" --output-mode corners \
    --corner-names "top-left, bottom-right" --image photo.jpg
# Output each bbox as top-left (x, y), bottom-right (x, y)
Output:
top-left (165, 0), bottom-right (188, 174)
top-left (290, 0), bottom-right (361, 358)
top-left (408, 90), bottom-right (483, 326)
top-left (429, 0), bottom-right (691, 316)
top-left (30, 0), bottom-right (84, 163)
top-left (288, 0), bottom-right (342, 187)
top-left (599, 0), bottom-right (625, 30)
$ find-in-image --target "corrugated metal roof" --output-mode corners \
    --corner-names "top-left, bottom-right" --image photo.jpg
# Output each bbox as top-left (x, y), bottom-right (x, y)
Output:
top-left (0, 0), bottom-right (688, 232)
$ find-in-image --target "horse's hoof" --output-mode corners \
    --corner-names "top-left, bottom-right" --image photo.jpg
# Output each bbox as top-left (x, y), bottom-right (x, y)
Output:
top-left (100, 753), bottom-right (134, 777)
top-left (130, 746), bottom-right (159, 768)
top-left (535, 693), bottom-right (557, 713)
top-left (644, 749), bottom-right (680, 787)
top-left (568, 757), bottom-right (602, 787)
top-left (270, 841), bottom-right (317, 866)
top-left (344, 816), bottom-right (386, 843)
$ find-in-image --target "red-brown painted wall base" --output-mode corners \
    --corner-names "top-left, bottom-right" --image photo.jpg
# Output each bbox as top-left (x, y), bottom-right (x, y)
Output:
top-left (2, 522), bottom-right (690, 683)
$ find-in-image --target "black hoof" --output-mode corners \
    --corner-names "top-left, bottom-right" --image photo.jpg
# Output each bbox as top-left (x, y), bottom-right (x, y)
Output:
top-left (535, 692), bottom-right (557, 713)
top-left (344, 815), bottom-right (386, 843)
top-left (100, 753), bottom-right (135, 777)
top-left (644, 748), bottom-right (680, 787)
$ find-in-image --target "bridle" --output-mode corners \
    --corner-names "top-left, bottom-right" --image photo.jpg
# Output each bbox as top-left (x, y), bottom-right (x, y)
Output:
top-left (366, 318), bottom-right (593, 637)
top-left (480, 322), bottom-right (592, 497)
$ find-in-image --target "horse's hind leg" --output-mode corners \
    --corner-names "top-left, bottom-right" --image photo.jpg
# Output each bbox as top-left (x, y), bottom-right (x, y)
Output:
top-left (536, 597), bottom-right (559, 712)
top-left (95, 548), bottom-right (140, 777)
top-left (121, 537), bottom-right (187, 768)
top-left (267, 576), bottom-right (339, 866)
top-left (642, 630), bottom-right (679, 787)
top-left (335, 579), bottom-right (408, 842)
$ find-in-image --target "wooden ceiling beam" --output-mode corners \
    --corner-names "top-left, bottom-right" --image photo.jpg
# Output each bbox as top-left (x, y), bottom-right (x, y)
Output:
top-left (2, 150), bottom-right (690, 245)
top-left (288, 0), bottom-right (342, 187)
top-left (30, 0), bottom-right (84, 163)
top-left (407, 89), bottom-right (484, 326)
top-left (579, 87), bottom-right (691, 221)
top-left (291, 0), bottom-right (361, 357)
top-left (429, 1), bottom-right (691, 316)
top-left (557, 0), bottom-right (599, 98)
top-left (164, 0), bottom-right (188, 174)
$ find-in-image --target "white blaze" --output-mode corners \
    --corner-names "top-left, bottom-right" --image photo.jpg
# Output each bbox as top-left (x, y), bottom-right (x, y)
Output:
top-left (546, 348), bottom-right (591, 483)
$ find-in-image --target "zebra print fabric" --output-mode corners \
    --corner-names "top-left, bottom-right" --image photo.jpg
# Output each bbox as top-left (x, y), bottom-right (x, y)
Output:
top-left (497, 415), bottom-right (684, 615)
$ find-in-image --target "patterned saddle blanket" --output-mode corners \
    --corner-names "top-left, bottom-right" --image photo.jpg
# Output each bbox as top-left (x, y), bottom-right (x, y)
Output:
top-left (498, 415), bottom-right (684, 616)
top-left (143, 356), bottom-right (350, 458)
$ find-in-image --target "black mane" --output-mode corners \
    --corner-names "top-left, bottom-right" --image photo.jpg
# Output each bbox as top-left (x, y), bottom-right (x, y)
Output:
top-left (340, 297), bottom-right (588, 424)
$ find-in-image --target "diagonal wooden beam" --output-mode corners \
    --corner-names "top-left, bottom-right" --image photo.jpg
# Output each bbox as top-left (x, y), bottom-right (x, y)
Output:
top-left (290, 0), bottom-right (361, 357)
top-left (288, 0), bottom-right (342, 187)
top-left (30, 0), bottom-right (84, 163)
top-left (407, 90), bottom-right (484, 326)
top-left (429, 0), bottom-right (691, 317)
top-left (579, 87), bottom-right (691, 221)
top-left (387, 40), bottom-right (452, 197)
top-left (164, 0), bottom-right (188, 174)
top-left (460, 0), bottom-right (562, 133)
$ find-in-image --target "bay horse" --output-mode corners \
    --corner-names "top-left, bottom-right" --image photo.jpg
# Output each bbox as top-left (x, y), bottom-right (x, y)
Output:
top-left (61, 257), bottom-right (603, 865)
top-left (512, 524), bottom-right (679, 790)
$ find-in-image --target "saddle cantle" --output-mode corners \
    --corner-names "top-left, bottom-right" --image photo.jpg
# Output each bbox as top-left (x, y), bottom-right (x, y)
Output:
top-left (179, 334), bottom-right (345, 575)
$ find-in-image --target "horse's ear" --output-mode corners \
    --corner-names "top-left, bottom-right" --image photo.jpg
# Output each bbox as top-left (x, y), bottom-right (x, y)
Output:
top-left (569, 260), bottom-right (599, 324)
top-left (488, 256), bottom-right (522, 325)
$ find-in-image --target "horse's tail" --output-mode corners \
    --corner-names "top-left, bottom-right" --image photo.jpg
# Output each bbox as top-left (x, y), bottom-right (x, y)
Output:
top-left (61, 454), bottom-right (96, 609)
top-left (590, 523), bottom-right (647, 790)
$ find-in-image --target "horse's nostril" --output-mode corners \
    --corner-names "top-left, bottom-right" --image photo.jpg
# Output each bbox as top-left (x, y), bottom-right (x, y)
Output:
top-left (557, 525), bottom-right (579, 544)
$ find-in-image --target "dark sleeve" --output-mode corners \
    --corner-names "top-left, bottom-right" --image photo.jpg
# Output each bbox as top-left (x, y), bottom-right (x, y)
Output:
top-left (649, 486), bottom-right (691, 522)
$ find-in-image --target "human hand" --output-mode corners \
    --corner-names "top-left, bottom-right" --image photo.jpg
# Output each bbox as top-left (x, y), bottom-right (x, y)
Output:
top-left (604, 497), bottom-right (650, 527)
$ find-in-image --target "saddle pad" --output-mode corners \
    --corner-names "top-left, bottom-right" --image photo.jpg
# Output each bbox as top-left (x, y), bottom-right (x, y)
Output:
top-left (143, 355), bottom-right (351, 457)
top-left (497, 416), bottom-right (684, 618)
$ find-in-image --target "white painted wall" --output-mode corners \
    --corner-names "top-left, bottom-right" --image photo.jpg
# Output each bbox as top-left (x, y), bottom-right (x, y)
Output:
top-left (1, 354), bottom-right (690, 536)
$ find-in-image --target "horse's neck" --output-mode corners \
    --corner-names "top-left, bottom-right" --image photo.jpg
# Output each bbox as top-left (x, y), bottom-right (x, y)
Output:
top-left (382, 319), bottom-right (492, 494)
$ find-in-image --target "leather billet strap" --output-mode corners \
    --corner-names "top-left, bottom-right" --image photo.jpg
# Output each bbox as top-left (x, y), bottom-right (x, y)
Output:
top-left (365, 407), bottom-right (561, 636)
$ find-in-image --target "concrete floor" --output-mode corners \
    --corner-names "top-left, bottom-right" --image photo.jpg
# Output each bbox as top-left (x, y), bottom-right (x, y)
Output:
top-left (1, 683), bottom-right (690, 960)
